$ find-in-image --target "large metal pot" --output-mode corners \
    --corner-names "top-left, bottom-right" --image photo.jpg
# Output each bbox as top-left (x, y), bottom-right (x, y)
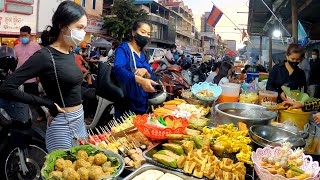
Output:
top-left (214, 102), bottom-right (277, 128)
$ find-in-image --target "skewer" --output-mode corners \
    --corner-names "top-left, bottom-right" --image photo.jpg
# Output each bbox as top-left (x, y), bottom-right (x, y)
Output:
top-left (99, 127), bottom-right (111, 144)
top-left (87, 130), bottom-right (97, 144)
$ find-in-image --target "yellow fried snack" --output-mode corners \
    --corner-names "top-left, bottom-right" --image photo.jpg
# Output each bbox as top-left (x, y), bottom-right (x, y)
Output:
top-left (77, 167), bottom-right (89, 180)
top-left (75, 159), bottom-right (91, 170)
top-left (87, 156), bottom-right (95, 165)
top-left (65, 160), bottom-right (73, 168)
top-left (77, 150), bottom-right (88, 161)
top-left (49, 171), bottom-right (63, 178)
top-left (63, 168), bottom-right (80, 180)
top-left (55, 158), bottom-right (66, 172)
top-left (89, 166), bottom-right (104, 180)
top-left (94, 153), bottom-right (108, 165)
top-left (202, 123), bottom-right (253, 164)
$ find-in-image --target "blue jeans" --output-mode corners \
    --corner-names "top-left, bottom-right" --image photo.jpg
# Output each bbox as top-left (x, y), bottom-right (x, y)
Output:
top-left (0, 98), bottom-right (29, 123)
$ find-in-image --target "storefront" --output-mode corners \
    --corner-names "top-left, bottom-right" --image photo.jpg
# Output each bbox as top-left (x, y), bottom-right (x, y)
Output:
top-left (85, 16), bottom-right (106, 43)
top-left (0, 0), bottom-right (39, 47)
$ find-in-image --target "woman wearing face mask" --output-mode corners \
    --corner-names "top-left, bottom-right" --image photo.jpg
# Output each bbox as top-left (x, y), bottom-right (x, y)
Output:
top-left (267, 43), bottom-right (306, 102)
top-left (0, 1), bottom-right (87, 152)
top-left (113, 20), bottom-right (157, 118)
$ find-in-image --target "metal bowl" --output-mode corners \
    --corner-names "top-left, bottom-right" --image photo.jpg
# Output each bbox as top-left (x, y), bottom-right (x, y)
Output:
top-left (214, 102), bottom-right (277, 128)
top-left (250, 125), bottom-right (306, 148)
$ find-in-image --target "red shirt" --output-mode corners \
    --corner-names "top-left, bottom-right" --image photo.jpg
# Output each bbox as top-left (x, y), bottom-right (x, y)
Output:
top-left (75, 54), bottom-right (86, 72)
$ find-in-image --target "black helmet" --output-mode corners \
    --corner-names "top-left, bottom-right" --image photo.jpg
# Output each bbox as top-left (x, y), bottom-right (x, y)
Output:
top-left (0, 46), bottom-right (17, 79)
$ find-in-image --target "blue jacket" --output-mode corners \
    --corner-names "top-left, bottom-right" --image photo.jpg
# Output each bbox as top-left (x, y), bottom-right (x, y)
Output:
top-left (113, 42), bottom-right (153, 113)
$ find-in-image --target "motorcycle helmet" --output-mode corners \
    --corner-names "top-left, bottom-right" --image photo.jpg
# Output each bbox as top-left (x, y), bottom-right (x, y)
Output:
top-left (74, 47), bottom-right (81, 54)
top-left (148, 81), bottom-right (167, 105)
top-left (80, 41), bottom-right (87, 49)
top-left (0, 46), bottom-right (17, 82)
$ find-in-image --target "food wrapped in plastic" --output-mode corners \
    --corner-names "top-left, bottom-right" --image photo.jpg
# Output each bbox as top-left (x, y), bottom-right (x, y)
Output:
top-left (239, 92), bottom-right (258, 104)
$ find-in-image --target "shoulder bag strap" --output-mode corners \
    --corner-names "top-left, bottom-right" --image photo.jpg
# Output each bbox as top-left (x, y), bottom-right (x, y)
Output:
top-left (45, 47), bottom-right (66, 109)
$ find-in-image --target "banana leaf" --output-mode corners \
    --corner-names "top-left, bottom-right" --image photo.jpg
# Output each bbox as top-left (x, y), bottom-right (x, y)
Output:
top-left (41, 145), bottom-right (123, 180)
top-left (281, 86), bottom-right (318, 102)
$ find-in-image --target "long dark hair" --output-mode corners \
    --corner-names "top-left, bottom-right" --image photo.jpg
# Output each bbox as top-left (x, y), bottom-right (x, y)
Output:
top-left (41, 1), bottom-right (86, 46)
top-left (214, 62), bottom-right (232, 84)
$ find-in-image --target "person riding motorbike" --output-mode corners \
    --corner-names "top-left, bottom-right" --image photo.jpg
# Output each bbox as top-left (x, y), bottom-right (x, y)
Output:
top-left (74, 47), bottom-right (92, 85)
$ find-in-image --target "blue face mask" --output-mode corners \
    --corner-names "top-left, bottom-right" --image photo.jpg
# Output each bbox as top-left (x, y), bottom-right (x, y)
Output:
top-left (20, 37), bottom-right (29, 44)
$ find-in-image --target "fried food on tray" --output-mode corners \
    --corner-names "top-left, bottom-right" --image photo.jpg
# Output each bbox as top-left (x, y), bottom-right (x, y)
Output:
top-left (55, 158), bottom-right (66, 172)
top-left (94, 153), bottom-right (108, 165)
top-left (77, 150), bottom-right (89, 161)
top-left (203, 123), bottom-right (252, 164)
top-left (65, 160), bottom-right (73, 168)
top-left (49, 171), bottom-right (63, 178)
top-left (62, 168), bottom-right (80, 180)
top-left (43, 145), bottom-right (122, 180)
top-left (77, 167), bottom-right (89, 180)
top-left (75, 159), bottom-right (91, 170)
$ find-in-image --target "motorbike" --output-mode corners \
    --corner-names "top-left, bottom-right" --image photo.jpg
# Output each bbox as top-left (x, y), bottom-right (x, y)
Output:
top-left (153, 57), bottom-right (192, 99)
top-left (0, 46), bottom-right (47, 180)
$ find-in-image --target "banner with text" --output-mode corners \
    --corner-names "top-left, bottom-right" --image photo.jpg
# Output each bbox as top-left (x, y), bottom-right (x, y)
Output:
top-left (0, 0), bottom-right (38, 34)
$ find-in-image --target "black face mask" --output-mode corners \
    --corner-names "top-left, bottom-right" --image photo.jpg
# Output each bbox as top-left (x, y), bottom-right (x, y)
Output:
top-left (288, 61), bottom-right (300, 68)
top-left (134, 33), bottom-right (149, 49)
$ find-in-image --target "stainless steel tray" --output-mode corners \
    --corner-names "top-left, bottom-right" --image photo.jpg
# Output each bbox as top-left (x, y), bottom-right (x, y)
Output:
top-left (124, 163), bottom-right (197, 180)
top-left (142, 143), bottom-right (255, 180)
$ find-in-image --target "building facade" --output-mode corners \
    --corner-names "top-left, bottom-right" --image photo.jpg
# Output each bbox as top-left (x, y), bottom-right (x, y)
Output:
top-left (75, 0), bottom-right (105, 42)
top-left (159, 0), bottom-right (199, 52)
top-left (201, 12), bottom-right (214, 33)
top-left (133, 0), bottom-right (176, 48)
top-left (0, 0), bottom-right (39, 47)
top-left (199, 12), bottom-right (217, 55)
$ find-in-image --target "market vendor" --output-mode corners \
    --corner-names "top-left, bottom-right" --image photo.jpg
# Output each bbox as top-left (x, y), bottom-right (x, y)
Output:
top-left (266, 44), bottom-right (306, 102)
top-left (283, 99), bottom-right (320, 125)
top-left (113, 20), bottom-right (157, 118)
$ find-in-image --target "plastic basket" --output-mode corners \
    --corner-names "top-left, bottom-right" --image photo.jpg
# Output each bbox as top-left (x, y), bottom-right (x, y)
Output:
top-left (133, 114), bottom-right (188, 140)
top-left (191, 82), bottom-right (222, 102)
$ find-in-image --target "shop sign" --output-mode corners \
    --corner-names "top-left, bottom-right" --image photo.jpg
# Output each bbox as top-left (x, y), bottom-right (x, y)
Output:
top-left (86, 20), bottom-right (105, 34)
top-left (0, 0), bottom-right (38, 34)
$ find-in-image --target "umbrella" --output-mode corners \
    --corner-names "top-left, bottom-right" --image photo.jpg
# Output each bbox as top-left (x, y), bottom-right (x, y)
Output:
top-left (91, 38), bottom-right (112, 47)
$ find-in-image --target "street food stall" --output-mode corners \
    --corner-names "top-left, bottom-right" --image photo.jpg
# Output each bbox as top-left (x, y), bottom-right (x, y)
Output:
top-left (41, 81), bottom-right (320, 180)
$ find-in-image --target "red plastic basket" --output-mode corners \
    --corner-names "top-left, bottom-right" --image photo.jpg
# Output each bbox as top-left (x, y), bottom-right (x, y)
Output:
top-left (133, 114), bottom-right (189, 140)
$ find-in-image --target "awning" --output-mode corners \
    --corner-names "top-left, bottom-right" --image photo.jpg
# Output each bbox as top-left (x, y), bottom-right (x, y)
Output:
top-left (248, 0), bottom-right (320, 39)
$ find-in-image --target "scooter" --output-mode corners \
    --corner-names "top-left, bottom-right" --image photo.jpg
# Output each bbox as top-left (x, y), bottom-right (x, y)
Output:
top-left (153, 58), bottom-right (192, 98)
top-left (0, 46), bottom-right (46, 180)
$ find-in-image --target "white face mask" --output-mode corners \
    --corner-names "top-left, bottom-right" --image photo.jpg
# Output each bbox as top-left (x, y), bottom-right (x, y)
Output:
top-left (63, 26), bottom-right (86, 46)
top-left (312, 55), bottom-right (318, 60)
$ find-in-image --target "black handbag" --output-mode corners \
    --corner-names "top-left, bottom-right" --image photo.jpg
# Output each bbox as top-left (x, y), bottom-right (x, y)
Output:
top-left (96, 61), bottom-right (125, 103)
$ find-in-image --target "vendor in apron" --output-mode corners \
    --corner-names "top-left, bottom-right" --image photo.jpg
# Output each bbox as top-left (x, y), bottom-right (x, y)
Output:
top-left (113, 20), bottom-right (157, 118)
